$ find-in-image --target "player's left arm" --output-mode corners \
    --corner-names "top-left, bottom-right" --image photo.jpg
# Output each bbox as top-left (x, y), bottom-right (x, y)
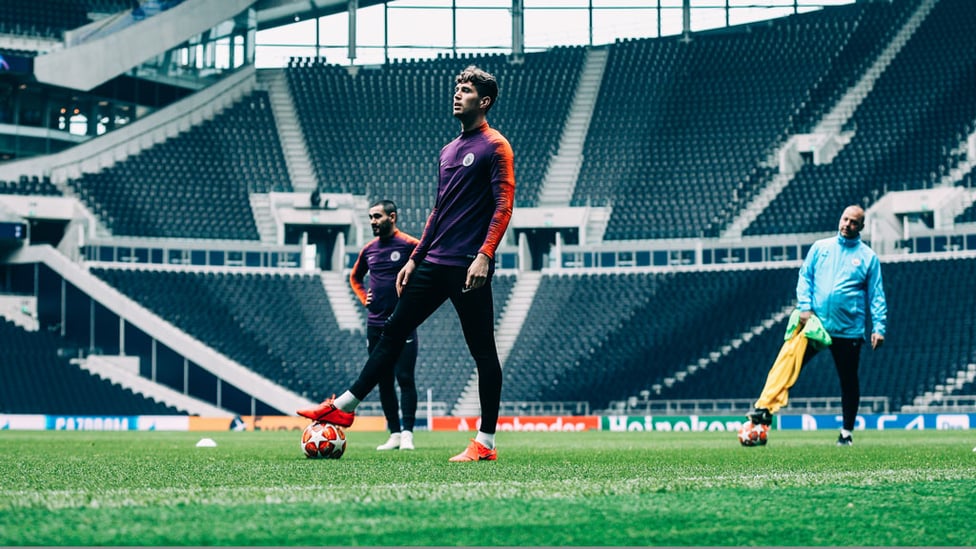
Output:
top-left (467, 138), bottom-right (515, 290)
top-left (867, 254), bottom-right (887, 349)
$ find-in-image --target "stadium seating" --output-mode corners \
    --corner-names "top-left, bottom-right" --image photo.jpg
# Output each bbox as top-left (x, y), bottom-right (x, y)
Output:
top-left (0, 175), bottom-right (61, 196)
top-left (0, 318), bottom-right (181, 415)
top-left (285, 48), bottom-right (585, 236)
top-left (0, 1), bottom-right (140, 39)
top-left (66, 91), bottom-right (290, 240)
top-left (786, 0), bottom-right (919, 135)
top-left (622, 257), bottom-right (976, 412)
top-left (27, 255), bottom-right (976, 416)
top-left (89, 268), bottom-right (364, 400)
top-left (574, 5), bottom-right (882, 239)
top-left (749, 0), bottom-right (976, 235)
top-left (501, 267), bottom-right (799, 409)
top-left (0, 0), bottom-right (92, 39)
top-left (88, 267), bottom-right (516, 408)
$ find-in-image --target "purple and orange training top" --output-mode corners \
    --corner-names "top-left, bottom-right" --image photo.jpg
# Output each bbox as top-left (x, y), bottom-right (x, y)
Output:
top-left (350, 229), bottom-right (420, 327)
top-left (411, 121), bottom-right (515, 270)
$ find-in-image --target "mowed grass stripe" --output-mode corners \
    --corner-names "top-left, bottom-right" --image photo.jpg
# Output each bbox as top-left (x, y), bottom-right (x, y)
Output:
top-left (1, 429), bottom-right (974, 546)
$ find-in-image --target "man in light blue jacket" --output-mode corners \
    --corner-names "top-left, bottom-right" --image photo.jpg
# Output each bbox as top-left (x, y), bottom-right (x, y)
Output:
top-left (796, 205), bottom-right (887, 446)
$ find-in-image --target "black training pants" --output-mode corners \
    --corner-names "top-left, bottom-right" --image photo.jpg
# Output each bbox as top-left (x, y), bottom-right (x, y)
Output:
top-left (367, 325), bottom-right (418, 433)
top-left (350, 260), bottom-right (503, 434)
top-left (802, 336), bottom-right (863, 431)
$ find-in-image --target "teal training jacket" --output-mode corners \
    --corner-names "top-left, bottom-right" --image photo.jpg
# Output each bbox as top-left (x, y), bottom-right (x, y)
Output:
top-left (796, 233), bottom-right (887, 340)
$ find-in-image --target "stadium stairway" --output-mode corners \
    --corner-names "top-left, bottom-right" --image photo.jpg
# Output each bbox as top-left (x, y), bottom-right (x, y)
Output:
top-left (248, 193), bottom-right (277, 244)
top-left (33, 0), bottom-right (254, 91)
top-left (909, 362), bottom-right (976, 409)
top-left (258, 69), bottom-right (318, 195)
top-left (451, 271), bottom-right (542, 417)
top-left (583, 206), bottom-right (612, 245)
top-left (651, 304), bottom-right (795, 397)
top-left (0, 294), bottom-right (37, 331)
top-left (810, 0), bottom-right (936, 137)
top-left (71, 354), bottom-right (231, 417)
top-left (537, 47), bottom-right (607, 208)
top-left (496, 271), bottom-right (543, 366)
top-left (319, 271), bottom-right (364, 333)
top-left (722, 0), bottom-right (939, 239)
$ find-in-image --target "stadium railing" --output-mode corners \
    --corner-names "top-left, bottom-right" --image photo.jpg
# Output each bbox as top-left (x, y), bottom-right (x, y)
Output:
top-left (352, 401), bottom-right (590, 418)
top-left (901, 397), bottom-right (976, 414)
top-left (499, 401), bottom-right (591, 416)
top-left (605, 396), bottom-right (891, 416)
top-left (354, 400), bottom-right (450, 417)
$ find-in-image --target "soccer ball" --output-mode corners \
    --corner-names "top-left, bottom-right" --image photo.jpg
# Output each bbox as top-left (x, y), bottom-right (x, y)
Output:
top-left (301, 421), bottom-right (346, 459)
top-left (737, 421), bottom-right (769, 447)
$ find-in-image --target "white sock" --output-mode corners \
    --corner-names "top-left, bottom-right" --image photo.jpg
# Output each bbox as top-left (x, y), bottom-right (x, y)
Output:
top-left (334, 391), bottom-right (360, 412)
top-left (840, 428), bottom-right (852, 438)
top-left (475, 431), bottom-right (495, 449)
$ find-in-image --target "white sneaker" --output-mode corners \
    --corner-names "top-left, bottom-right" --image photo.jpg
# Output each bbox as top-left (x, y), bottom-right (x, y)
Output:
top-left (376, 432), bottom-right (401, 451)
top-left (399, 430), bottom-right (415, 451)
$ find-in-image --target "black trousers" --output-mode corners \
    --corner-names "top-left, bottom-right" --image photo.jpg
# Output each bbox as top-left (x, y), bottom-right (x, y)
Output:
top-left (367, 325), bottom-right (418, 433)
top-left (350, 261), bottom-right (503, 434)
top-left (802, 336), bottom-right (863, 431)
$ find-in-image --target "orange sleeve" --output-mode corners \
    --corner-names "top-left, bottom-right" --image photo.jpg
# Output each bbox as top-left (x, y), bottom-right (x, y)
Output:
top-left (478, 134), bottom-right (515, 259)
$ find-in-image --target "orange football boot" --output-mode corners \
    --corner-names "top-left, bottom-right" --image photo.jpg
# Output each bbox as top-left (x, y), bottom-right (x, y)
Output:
top-left (296, 395), bottom-right (356, 427)
top-left (448, 439), bottom-right (497, 462)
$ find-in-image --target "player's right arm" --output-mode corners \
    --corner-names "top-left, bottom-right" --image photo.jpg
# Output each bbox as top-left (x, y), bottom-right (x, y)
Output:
top-left (410, 208), bottom-right (437, 265)
top-left (349, 246), bottom-right (370, 306)
top-left (396, 259), bottom-right (416, 297)
top-left (795, 244), bottom-right (819, 315)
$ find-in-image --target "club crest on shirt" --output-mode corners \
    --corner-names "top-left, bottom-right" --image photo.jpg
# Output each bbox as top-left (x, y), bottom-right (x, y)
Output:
top-left (851, 258), bottom-right (861, 267)
top-left (462, 153), bottom-right (475, 166)
top-left (391, 251), bottom-right (401, 262)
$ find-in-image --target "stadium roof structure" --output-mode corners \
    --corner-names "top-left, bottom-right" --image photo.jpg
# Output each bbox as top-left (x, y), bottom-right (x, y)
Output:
top-left (254, 0), bottom-right (387, 31)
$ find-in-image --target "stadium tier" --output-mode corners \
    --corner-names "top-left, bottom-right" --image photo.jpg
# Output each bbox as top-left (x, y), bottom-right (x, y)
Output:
top-left (748, 0), bottom-right (976, 235)
top-left (88, 268), bottom-right (368, 401)
top-left (501, 267), bottom-right (798, 409)
top-left (0, 175), bottom-right (60, 196)
top-left (643, 257), bottom-right (976, 412)
top-left (66, 91), bottom-right (289, 240)
top-left (84, 267), bottom-right (516, 410)
top-left (0, 318), bottom-right (181, 415)
top-left (0, 1), bottom-right (164, 39)
top-left (0, 0), bottom-right (92, 39)
top-left (46, 257), bottom-right (976, 416)
top-left (285, 47), bottom-right (585, 236)
top-left (574, 2), bottom-right (899, 239)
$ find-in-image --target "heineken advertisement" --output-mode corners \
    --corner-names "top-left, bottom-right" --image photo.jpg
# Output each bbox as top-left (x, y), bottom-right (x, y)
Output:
top-left (601, 415), bottom-right (750, 432)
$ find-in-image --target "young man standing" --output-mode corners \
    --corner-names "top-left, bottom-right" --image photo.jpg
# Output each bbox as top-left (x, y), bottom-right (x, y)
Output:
top-left (299, 65), bottom-right (515, 461)
top-left (349, 200), bottom-right (420, 451)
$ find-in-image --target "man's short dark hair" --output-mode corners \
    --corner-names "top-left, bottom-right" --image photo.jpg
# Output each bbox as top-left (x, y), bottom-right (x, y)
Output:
top-left (456, 65), bottom-right (498, 112)
top-left (371, 199), bottom-right (397, 216)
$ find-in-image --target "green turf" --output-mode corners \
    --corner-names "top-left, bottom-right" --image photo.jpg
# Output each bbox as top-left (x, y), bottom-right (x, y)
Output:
top-left (1, 429), bottom-right (974, 546)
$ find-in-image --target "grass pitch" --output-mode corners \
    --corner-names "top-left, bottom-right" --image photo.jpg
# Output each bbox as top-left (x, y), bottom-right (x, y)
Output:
top-left (1, 428), bottom-right (975, 546)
